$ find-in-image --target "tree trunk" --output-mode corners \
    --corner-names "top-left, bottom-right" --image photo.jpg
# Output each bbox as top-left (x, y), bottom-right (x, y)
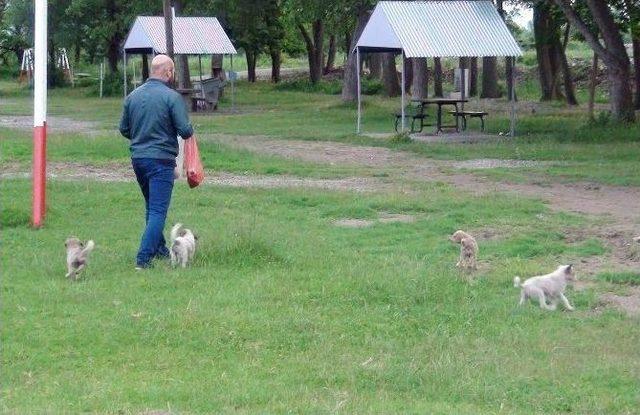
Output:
top-left (341, 8), bottom-right (370, 102)
top-left (106, 0), bottom-right (121, 73)
top-left (270, 47), bottom-right (281, 83)
top-left (298, 20), bottom-right (324, 84)
top-left (433, 57), bottom-right (443, 97)
top-left (368, 53), bottom-right (382, 79)
top-left (469, 57), bottom-right (478, 96)
top-left (506, 56), bottom-right (518, 101)
top-left (246, 50), bottom-right (257, 83)
top-left (588, 52), bottom-right (598, 120)
top-left (142, 54), bottom-right (149, 81)
top-left (633, 33), bottom-right (640, 110)
top-left (481, 57), bottom-right (499, 98)
top-left (534, 2), bottom-right (563, 101)
top-left (553, 0), bottom-right (635, 122)
top-left (403, 55), bottom-right (413, 92)
top-left (324, 34), bottom-right (336, 74)
top-left (559, 23), bottom-right (577, 105)
top-left (163, 0), bottom-right (174, 61)
top-left (411, 58), bottom-right (428, 100)
top-left (382, 53), bottom-right (401, 97)
top-left (173, 0), bottom-right (191, 89)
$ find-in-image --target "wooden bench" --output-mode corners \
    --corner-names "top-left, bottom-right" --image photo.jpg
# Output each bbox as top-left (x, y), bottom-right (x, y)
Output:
top-left (394, 105), bottom-right (430, 133)
top-left (448, 110), bottom-right (488, 132)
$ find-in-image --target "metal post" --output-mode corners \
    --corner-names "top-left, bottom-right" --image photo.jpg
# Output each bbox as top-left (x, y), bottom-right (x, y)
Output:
top-left (230, 54), bottom-right (235, 111)
top-left (123, 51), bottom-right (127, 97)
top-left (32, 0), bottom-right (47, 227)
top-left (99, 60), bottom-right (104, 98)
top-left (509, 57), bottom-right (516, 137)
top-left (401, 52), bottom-right (405, 132)
top-left (356, 47), bottom-right (361, 134)
top-left (198, 55), bottom-right (204, 96)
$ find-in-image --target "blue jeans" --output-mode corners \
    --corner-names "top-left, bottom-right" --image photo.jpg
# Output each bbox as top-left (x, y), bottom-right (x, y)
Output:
top-left (132, 158), bottom-right (175, 267)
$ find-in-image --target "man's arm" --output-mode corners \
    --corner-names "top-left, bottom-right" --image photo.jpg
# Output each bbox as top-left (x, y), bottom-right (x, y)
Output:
top-left (119, 98), bottom-right (131, 139)
top-left (170, 93), bottom-right (194, 139)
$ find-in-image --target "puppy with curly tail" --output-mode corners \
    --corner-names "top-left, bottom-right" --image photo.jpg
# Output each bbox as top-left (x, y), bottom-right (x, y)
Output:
top-left (65, 238), bottom-right (95, 280)
top-left (514, 264), bottom-right (576, 311)
top-left (170, 223), bottom-right (197, 268)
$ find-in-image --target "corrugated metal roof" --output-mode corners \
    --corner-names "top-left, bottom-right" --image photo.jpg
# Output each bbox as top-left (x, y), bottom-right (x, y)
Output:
top-left (124, 16), bottom-right (237, 55)
top-left (356, 1), bottom-right (522, 57)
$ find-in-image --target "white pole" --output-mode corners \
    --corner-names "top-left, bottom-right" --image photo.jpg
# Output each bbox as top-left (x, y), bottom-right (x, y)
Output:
top-left (509, 57), bottom-right (517, 137)
top-left (401, 52), bottom-right (405, 132)
top-left (123, 51), bottom-right (127, 97)
top-left (356, 47), bottom-right (361, 134)
top-left (32, 0), bottom-right (47, 227)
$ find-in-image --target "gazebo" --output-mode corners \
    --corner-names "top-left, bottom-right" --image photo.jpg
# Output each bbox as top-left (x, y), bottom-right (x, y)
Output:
top-left (122, 16), bottom-right (237, 98)
top-left (354, 0), bottom-right (522, 135)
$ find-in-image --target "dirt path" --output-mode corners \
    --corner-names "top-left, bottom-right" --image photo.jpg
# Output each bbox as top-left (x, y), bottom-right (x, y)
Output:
top-left (205, 133), bottom-right (640, 228)
top-left (0, 115), bottom-right (99, 133)
top-left (0, 161), bottom-right (387, 193)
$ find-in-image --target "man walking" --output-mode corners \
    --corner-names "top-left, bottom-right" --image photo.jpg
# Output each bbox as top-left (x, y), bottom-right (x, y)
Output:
top-left (119, 54), bottom-right (193, 269)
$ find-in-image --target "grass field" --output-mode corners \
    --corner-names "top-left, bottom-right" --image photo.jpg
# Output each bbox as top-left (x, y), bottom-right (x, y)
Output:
top-left (1, 78), bottom-right (640, 413)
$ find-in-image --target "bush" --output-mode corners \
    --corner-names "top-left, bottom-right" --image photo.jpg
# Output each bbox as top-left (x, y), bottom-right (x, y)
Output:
top-left (275, 78), bottom-right (383, 96)
top-left (86, 71), bottom-right (131, 97)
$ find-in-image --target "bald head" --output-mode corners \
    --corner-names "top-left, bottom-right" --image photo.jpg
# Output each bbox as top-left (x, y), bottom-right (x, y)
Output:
top-left (150, 54), bottom-right (175, 82)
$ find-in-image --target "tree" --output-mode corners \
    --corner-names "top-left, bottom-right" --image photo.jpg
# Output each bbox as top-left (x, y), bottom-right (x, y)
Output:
top-left (411, 58), bottom-right (428, 100)
top-left (433, 57), bottom-right (443, 97)
top-left (553, 0), bottom-right (634, 122)
top-left (173, 0), bottom-right (192, 89)
top-left (381, 52), bottom-right (401, 97)
top-left (481, 56), bottom-right (500, 98)
top-left (341, 1), bottom-right (372, 102)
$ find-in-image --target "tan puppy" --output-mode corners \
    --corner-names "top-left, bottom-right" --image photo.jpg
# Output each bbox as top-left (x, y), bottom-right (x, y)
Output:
top-left (449, 230), bottom-right (478, 270)
top-left (64, 237), bottom-right (95, 280)
top-left (514, 265), bottom-right (577, 311)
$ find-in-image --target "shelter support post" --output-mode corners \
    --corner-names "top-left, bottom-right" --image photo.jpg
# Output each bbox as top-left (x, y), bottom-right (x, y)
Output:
top-left (123, 51), bottom-right (127, 97)
top-left (198, 55), bottom-right (204, 96)
top-left (509, 57), bottom-right (516, 137)
top-left (356, 47), bottom-right (361, 134)
top-left (230, 54), bottom-right (235, 111)
top-left (401, 52), bottom-right (405, 132)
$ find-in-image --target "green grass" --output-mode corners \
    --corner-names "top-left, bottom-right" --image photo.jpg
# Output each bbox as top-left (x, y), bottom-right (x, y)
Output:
top-left (598, 272), bottom-right (640, 285)
top-left (2, 177), bottom-right (639, 413)
top-left (2, 76), bottom-right (640, 412)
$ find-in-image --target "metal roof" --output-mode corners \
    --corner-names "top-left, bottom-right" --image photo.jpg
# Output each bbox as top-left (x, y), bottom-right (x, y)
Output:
top-left (356, 1), bottom-right (522, 57)
top-left (124, 16), bottom-right (237, 55)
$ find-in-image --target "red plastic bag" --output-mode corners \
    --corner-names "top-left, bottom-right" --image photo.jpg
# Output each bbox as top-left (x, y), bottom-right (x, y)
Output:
top-left (184, 136), bottom-right (204, 188)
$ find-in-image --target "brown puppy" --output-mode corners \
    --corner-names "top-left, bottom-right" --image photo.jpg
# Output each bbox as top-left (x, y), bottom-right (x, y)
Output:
top-left (65, 237), bottom-right (95, 280)
top-left (449, 230), bottom-right (478, 270)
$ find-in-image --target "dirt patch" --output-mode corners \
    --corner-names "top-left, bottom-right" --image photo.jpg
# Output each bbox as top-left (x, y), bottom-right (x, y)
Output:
top-left (599, 287), bottom-right (640, 317)
top-left (0, 161), bottom-right (386, 192)
top-left (0, 115), bottom-right (99, 133)
top-left (378, 213), bottom-right (416, 224)
top-left (453, 158), bottom-right (550, 169)
top-left (333, 219), bottom-right (375, 228)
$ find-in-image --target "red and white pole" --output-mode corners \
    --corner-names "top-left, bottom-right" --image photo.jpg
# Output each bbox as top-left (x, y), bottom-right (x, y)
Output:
top-left (32, 0), bottom-right (47, 227)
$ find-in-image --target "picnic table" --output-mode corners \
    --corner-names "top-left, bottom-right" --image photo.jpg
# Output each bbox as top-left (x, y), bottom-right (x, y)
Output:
top-left (412, 98), bottom-right (469, 133)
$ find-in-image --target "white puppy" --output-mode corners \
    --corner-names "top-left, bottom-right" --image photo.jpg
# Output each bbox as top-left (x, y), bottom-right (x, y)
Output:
top-left (65, 237), bottom-right (95, 280)
top-left (514, 264), bottom-right (576, 311)
top-left (170, 223), bottom-right (197, 268)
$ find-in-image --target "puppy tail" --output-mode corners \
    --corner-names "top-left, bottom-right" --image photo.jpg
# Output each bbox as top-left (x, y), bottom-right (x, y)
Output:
top-left (81, 240), bottom-right (95, 255)
top-left (513, 276), bottom-right (521, 288)
top-left (170, 223), bottom-right (183, 243)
